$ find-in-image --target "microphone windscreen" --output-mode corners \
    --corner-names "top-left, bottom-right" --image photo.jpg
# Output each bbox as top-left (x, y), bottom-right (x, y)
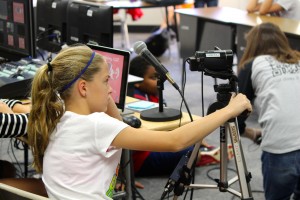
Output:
top-left (133, 41), bottom-right (147, 55)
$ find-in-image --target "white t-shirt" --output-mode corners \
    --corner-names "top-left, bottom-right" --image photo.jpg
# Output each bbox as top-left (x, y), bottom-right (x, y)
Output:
top-left (257, 0), bottom-right (300, 20)
top-left (42, 111), bottom-right (128, 200)
top-left (274, 0), bottom-right (300, 20)
top-left (251, 55), bottom-right (300, 153)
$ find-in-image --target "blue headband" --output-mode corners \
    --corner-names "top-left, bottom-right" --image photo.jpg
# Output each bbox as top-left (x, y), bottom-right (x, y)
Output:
top-left (60, 52), bottom-right (96, 93)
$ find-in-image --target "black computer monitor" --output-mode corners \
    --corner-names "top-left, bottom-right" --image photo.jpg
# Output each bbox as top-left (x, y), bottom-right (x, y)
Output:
top-left (67, 1), bottom-right (113, 47)
top-left (88, 43), bottom-right (130, 111)
top-left (0, 0), bottom-right (36, 61)
top-left (36, 0), bottom-right (69, 53)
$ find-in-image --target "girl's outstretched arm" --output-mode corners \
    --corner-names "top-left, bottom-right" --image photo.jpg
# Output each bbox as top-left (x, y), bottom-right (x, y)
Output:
top-left (112, 93), bottom-right (252, 152)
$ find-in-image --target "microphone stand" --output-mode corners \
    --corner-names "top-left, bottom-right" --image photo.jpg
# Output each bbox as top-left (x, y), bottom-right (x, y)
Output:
top-left (140, 75), bottom-right (182, 122)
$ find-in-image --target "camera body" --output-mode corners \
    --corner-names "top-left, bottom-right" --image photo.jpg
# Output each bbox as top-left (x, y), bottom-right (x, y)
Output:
top-left (189, 49), bottom-right (233, 79)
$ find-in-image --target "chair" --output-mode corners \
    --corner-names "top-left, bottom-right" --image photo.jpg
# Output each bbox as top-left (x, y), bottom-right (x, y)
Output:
top-left (113, 10), bottom-right (131, 50)
top-left (0, 178), bottom-right (128, 200)
top-left (0, 178), bottom-right (49, 200)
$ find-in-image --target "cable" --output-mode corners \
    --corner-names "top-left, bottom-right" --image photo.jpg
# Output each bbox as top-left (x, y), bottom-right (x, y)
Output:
top-left (36, 33), bottom-right (58, 42)
top-left (162, 58), bottom-right (199, 200)
top-left (131, 182), bottom-right (146, 200)
top-left (8, 138), bottom-right (24, 177)
top-left (36, 27), bottom-right (54, 38)
top-left (206, 166), bottom-right (237, 182)
top-left (13, 138), bottom-right (25, 150)
top-left (180, 58), bottom-right (194, 122)
top-left (36, 48), bottom-right (46, 61)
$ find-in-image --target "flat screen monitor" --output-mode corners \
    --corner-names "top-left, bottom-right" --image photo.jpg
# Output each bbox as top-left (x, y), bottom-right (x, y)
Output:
top-left (67, 1), bottom-right (113, 47)
top-left (36, 0), bottom-right (69, 53)
top-left (88, 43), bottom-right (130, 111)
top-left (0, 0), bottom-right (36, 61)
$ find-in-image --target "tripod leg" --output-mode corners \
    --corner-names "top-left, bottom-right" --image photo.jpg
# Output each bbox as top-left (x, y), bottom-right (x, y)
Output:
top-left (219, 125), bottom-right (229, 192)
top-left (227, 120), bottom-right (253, 199)
top-left (164, 119), bottom-right (254, 199)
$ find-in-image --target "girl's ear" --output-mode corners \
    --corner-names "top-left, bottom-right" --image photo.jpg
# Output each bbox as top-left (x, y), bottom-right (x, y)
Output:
top-left (78, 80), bottom-right (87, 97)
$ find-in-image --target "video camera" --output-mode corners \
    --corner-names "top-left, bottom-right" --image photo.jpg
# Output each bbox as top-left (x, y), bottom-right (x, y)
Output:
top-left (189, 49), bottom-right (234, 79)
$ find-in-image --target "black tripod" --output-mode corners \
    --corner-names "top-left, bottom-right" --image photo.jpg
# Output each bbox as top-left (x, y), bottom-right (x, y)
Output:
top-left (162, 77), bottom-right (253, 200)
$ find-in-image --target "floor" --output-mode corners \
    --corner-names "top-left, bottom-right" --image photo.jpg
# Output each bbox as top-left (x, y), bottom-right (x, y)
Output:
top-left (0, 32), bottom-right (265, 200)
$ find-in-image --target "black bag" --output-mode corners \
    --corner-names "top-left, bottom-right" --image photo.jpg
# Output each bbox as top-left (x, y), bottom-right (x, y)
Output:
top-left (145, 28), bottom-right (169, 57)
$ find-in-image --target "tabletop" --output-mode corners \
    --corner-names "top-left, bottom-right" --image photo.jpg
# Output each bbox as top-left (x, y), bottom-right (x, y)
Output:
top-left (80, 0), bottom-right (194, 9)
top-left (126, 96), bottom-right (201, 131)
top-left (175, 6), bottom-right (300, 36)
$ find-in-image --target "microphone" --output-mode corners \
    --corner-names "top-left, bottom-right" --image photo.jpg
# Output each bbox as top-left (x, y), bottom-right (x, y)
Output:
top-left (133, 41), bottom-right (179, 90)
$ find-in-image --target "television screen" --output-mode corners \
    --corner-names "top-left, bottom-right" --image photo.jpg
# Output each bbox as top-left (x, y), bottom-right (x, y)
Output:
top-left (0, 0), bottom-right (35, 61)
top-left (88, 43), bottom-right (130, 111)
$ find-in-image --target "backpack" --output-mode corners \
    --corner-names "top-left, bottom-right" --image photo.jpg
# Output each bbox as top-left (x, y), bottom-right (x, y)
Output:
top-left (145, 28), bottom-right (169, 57)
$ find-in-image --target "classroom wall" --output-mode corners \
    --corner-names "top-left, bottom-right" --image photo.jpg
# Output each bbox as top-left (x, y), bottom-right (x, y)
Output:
top-left (126, 0), bottom-right (248, 26)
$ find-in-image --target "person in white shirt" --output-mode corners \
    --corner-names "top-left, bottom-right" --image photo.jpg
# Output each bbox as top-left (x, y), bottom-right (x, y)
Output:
top-left (238, 22), bottom-right (300, 200)
top-left (246, 0), bottom-right (300, 20)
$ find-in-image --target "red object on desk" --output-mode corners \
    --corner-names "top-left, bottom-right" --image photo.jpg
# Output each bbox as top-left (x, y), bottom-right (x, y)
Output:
top-left (114, 8), bottom-right (144, 21)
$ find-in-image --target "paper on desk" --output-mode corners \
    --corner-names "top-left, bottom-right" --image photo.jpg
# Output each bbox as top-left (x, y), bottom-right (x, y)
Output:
top-left (125, 100), bottom-right (158, 112)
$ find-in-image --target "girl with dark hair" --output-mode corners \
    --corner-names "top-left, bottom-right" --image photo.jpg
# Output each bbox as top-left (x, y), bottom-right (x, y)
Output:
top-left (238, 22), bottom-right (300, 200)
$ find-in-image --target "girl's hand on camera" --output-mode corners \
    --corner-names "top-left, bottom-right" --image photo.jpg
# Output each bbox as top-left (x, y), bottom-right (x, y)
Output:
top-left (225, 93), bottom-right (252, 118)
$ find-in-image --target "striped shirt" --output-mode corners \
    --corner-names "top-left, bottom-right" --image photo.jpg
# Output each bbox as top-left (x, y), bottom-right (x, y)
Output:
top-left (0, 99), bottom-right (28, 138)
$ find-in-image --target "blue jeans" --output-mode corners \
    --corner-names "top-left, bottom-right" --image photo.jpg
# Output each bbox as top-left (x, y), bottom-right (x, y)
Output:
top-left (262, 150), bottom-right (300, 200)
top-left (194, 0), bottom-right (218, 8)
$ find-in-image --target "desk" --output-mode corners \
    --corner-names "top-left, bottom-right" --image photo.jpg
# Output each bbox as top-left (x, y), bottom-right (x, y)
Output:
top-left (175, 7), bottom-right (300, 60)
top-left (126, 96), bottom-right (201, 130)
top-left (127, 74), bottom-right (143, 97)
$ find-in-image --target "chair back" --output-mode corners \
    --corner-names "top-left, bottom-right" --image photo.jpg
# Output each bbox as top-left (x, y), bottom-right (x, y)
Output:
top-left (0, 182), bottom-right (49, 200)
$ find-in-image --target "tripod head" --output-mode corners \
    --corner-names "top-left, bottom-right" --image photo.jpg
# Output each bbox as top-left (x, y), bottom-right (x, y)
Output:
top-left (207, 75), bottom-right (239, 116)
top-left (214, 75), bottom-right (237, 92)
top-left (188, 48), bottom-right (234, 80)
